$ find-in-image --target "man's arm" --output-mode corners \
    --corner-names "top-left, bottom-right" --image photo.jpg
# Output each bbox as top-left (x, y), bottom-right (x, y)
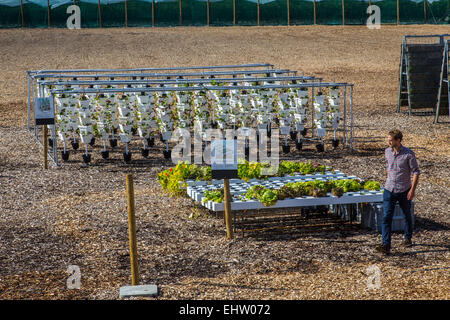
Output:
top-left (407, 152), bottom-right (420, 200)
top-left (408, 174), bottom-right (419, 200)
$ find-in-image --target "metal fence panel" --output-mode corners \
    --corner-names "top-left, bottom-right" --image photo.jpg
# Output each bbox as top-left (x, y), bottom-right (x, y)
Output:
top-left (182, 0), bottom-right (207, 26)
top-left (316, 0), bottom-right (343, 25)
top-left (0, 0), bottom-right (22, 28)
top-left (210, 0), bottom-right (234, 26)
top-left (235, 0), bottom-right (257, 25)
top-left (426, 0), bottom-right (450, 24)
top-left (127, 0), bottom-right (153, 27)
top-left (100, 0), bottom-right (125, 27)
top-left (49, 1), bottom-right (75, 28)
top-left (260, 0), bottom-right (288, 25)
top-left (22, 0), bottom-right (48, 27)
top-left (154, 0), bottom-right (178, 26)
top-left (371, 0), bottom-right (397, 23)
top-left (76, 0), bottom-right (100, 28)
top-left (289, 0), bottom-right (314, 25)
top-left (344, 0), bottom-right (369, 25)
top-left (399, 0), bottom-right (425, 24)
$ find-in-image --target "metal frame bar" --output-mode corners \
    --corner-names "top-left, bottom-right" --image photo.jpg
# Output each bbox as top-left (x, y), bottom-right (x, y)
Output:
top-left (31, 69), bottom-right (294, 80)
top-left (343, 85), bottom-right (347, 146)
top-left (49, 82), bottom-right (352, 95)
top-left (29, 63), bottom-right (274, 76)
top-left (403, 34), bottom-right (450, 44)
top-left (38, 75), bottom-right (318, 87)
top-left (435, 40), bottom-right (450, 123)
top-left (397, 42), bottom-right (405, 113)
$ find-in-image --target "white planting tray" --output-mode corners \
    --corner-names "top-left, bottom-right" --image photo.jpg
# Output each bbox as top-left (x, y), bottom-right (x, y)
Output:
top-left (201, 190), bottom-right (383, 212)
top-left (185, 169), bottom-right (382, 211)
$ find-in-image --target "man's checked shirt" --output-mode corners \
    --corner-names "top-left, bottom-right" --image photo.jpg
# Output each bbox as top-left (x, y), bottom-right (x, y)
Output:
top-left (385, 145), bottom-right (420, 193)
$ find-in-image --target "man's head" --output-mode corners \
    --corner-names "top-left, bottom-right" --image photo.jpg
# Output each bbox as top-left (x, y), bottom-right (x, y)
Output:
top-left (388, 129), bottom-right (403, 148)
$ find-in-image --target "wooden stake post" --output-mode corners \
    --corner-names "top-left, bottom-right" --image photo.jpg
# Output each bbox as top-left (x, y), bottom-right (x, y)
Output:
top-left (43, 125), bottom-right (48, 169)
top-left (223, 178), bottom-right (233, 239)
top-left (126, 174), bottom-right (140, 285)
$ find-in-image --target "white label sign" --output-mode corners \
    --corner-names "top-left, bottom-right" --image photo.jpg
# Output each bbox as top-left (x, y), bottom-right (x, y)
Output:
top-left (211, 139), bottom-right (238, 171)
top-left (34, 97), bottom-right (55, 125)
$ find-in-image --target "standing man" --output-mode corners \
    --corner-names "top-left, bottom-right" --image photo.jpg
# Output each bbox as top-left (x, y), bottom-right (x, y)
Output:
top-left (376, 130), bottom-right (420, 255)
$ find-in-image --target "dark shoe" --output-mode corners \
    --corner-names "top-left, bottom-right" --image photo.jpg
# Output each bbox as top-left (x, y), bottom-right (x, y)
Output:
top-left (402, 239), bottom-right (413, 248)
top-left (375, 244), bottom-right (390, 255)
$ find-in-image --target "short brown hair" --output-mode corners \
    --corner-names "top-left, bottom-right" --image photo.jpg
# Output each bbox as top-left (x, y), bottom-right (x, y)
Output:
top-left (389, 129), bottom-right (403, 141)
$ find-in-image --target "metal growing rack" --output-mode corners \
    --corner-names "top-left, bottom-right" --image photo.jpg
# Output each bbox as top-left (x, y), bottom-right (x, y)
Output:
top-left (37, 81), bottom-right (354, 166)
top-left (27, 68), bottom-right (296, 131)
top-left (397, 34), bottom-right (450, 120)
top-left (26, 63), bottom-right (354, 167)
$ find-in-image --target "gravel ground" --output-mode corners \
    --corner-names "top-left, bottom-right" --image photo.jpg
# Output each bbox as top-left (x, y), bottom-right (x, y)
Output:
top-left (0, 25), bottom-right (449, 300)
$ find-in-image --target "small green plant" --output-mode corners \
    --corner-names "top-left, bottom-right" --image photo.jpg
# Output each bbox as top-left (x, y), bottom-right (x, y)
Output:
top-left (363, 180), bottom-right (381, 191)
top-left (202, 189), bottom-right (224, 203)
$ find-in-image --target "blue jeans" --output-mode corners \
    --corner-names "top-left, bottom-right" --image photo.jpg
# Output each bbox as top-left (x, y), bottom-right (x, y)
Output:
top-left (382, 188), bottom-right (413, 250)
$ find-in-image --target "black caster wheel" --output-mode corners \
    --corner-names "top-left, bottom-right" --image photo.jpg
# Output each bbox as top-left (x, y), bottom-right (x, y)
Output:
top-left (89, 137), bottom-right (95, 147)
top-left (147, 137), bottom-right (154, 147)
top-left (101, 150), bottom-right (109, 159)
top-left (316, 143), bottom-right (324, 152)
top-left (109, 139), bottom-right (117, 148)
top-left (48, 138), bottom-right (53, 147)
top-left (301, 128), bottom-right (307, 136)
top-left (123, 152), bottom-right (132, 163)
top-left (61, 151), bottom-right (70, 162)
top-left (296, 140), bottom-right (303, 150)
top-left (163, 150), bottom-right (172, 160)
top-left (82, 154), bottom-right (91, 164)
top-left (131, 127), bottom-right (137, 136)
top-left (282, 145), bottom-right (290, 154)
top-left (332, 139), bottom-right (339, 149)
top-left (290, 131), bottom-right (297, 141)
top-left (141, 148), bottom-right (149, 158)
top-left (71, 141), bottom-right (79, 150)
